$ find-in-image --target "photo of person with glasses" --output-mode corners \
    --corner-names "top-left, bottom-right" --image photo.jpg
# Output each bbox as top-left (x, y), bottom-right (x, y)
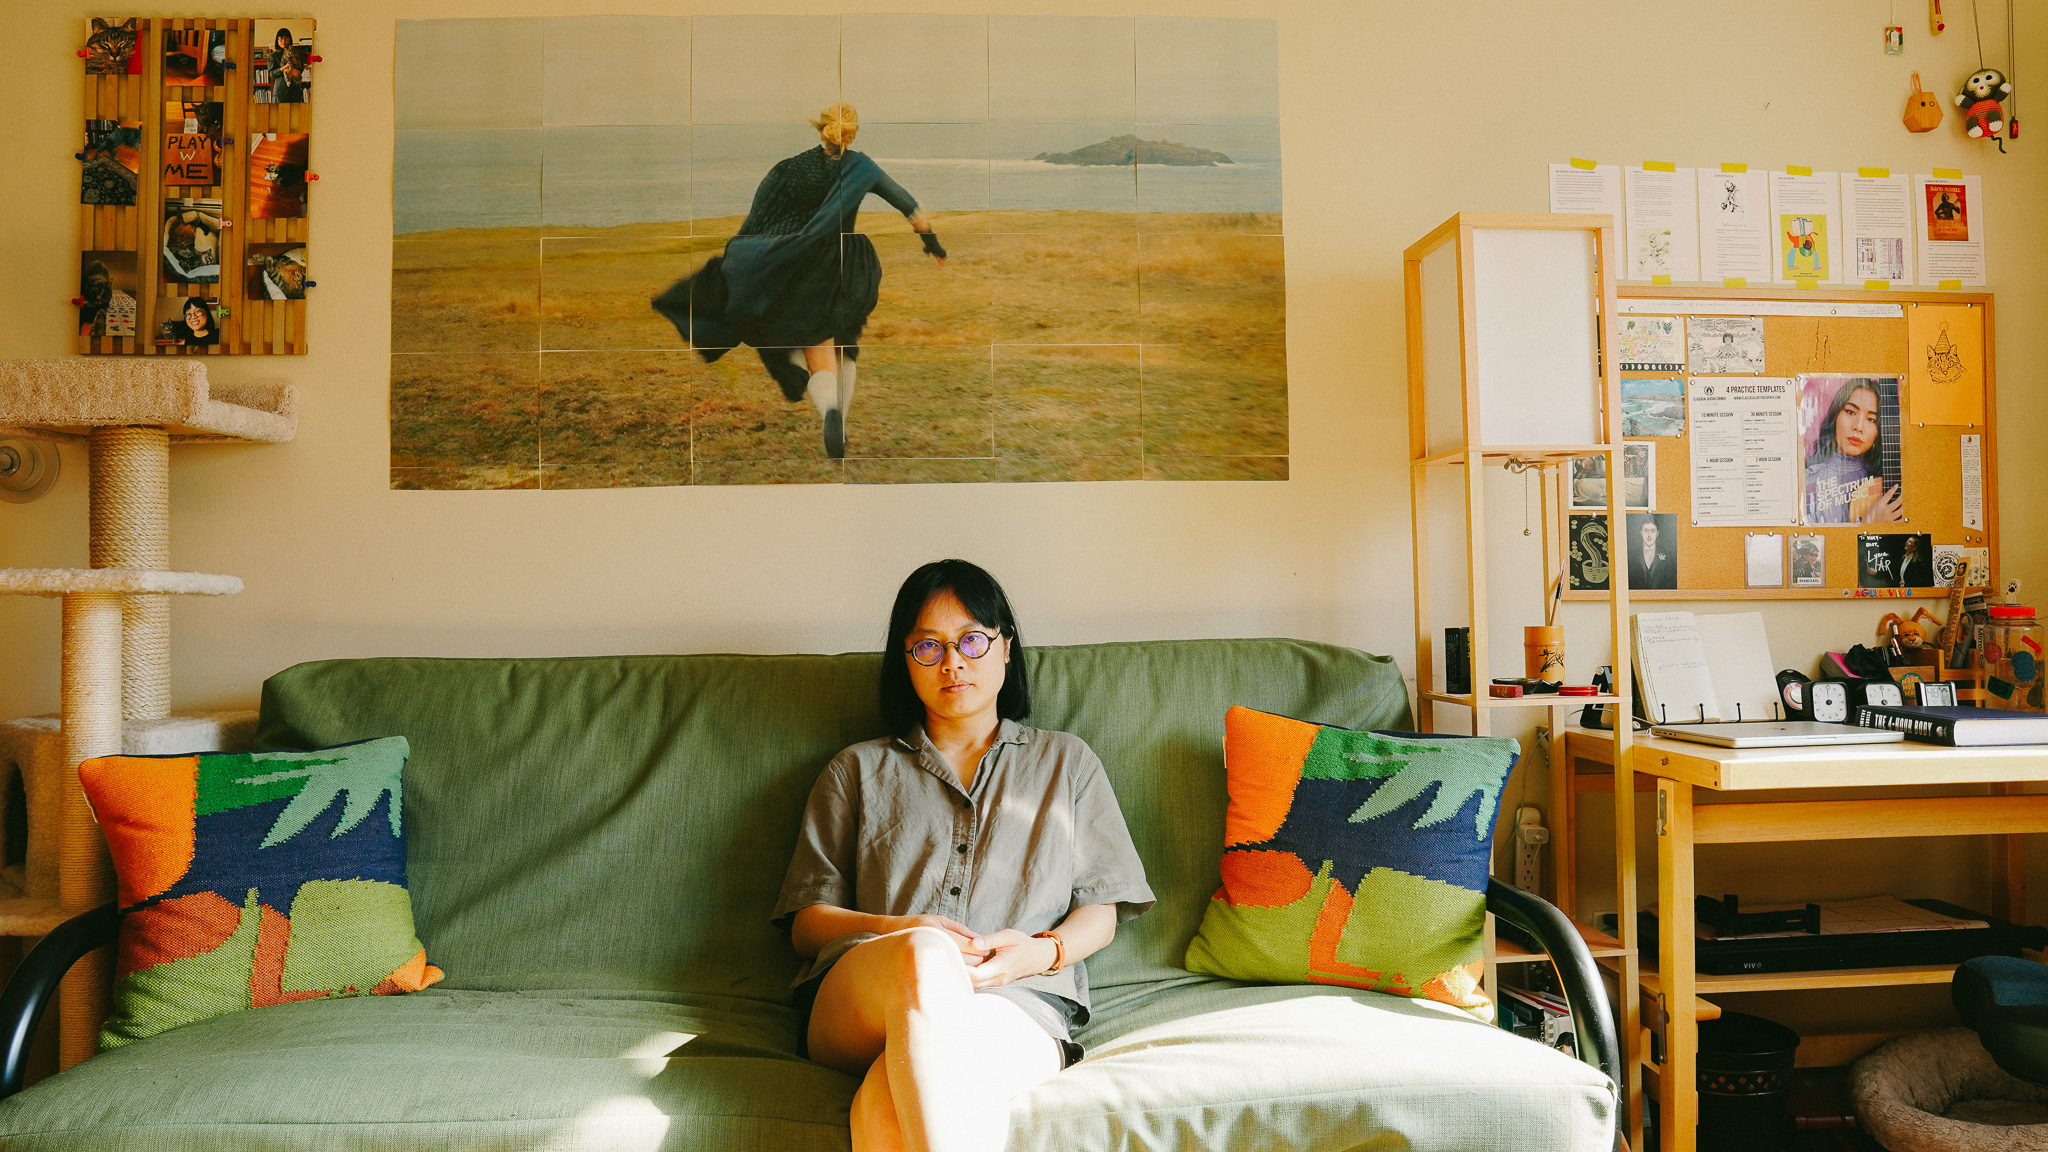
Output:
top-left (773, 559), bottom-right (1153, 1152)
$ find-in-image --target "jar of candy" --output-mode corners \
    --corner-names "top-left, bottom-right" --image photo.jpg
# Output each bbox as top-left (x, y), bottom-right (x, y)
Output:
top-left (1979, 605), bottom-right (2045, 711)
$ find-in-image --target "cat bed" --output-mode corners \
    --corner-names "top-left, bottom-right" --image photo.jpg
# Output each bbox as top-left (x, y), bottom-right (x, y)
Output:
top-left (1850, 1028), bottom-right (2048, 1151)
top-left (0, 359), bottom-right (298, 443)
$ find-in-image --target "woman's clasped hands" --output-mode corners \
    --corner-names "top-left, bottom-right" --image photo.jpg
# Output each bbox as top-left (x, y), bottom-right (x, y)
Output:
top-left (884, 914), bottom-right (1051, 988)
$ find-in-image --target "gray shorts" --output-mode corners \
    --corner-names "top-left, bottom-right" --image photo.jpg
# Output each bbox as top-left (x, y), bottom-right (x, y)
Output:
top-left (793, 969), bottom-right (1084, 1069)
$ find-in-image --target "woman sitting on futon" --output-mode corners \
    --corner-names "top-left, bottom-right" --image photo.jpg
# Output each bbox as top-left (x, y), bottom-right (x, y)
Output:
top-left (773, 559), bottom-right (1154, 1152)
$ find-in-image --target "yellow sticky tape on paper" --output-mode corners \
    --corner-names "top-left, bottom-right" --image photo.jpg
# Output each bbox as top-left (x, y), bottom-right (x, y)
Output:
top-left (1721, 163), bottom-right (1747, 173)
top-left (1570, 158), bottom-right (1597, 170)
top-left (1859, 167), bottom-right (1891, 178)
top-left (1786, 165), bottom-right (1814, 176)
top-left (1933, 167), bottom-right (1963, 178)
top-left (1724, 277), bottom-right (1746, 288)
top-left (1651, 274), bottom-right (1673, 285)
top-left (1795, 278), bottom-right (1819, 289)
top-left (1866, 279), bottom-right (1892, 290)
top-left (1939, 279), bottom-right (1964, 290)
top-left (1643, 161), bottom-right (1676, 172)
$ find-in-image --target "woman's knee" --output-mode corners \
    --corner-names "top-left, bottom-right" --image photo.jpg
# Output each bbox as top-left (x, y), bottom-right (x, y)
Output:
top-left (872, 927), bottom-right (972, 1003)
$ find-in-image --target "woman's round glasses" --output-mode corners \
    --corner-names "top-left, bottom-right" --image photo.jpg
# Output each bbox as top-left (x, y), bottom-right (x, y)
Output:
top-left (906, 631), bottom-right (996, 666)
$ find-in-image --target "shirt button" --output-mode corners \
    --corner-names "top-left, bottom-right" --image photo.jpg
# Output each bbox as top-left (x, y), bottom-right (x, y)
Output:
top-left (957, 844), bottom-right (969, 853)
top-left (949, 887), bottom-right (961, 896)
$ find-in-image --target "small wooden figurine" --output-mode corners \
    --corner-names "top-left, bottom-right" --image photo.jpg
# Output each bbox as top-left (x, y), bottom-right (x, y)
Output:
top-left (1904, 73), bottom-right (1945, 132)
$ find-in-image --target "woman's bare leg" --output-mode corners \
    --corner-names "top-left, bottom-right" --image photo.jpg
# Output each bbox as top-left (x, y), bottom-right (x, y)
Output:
top-left (809, 928), bottom-right (1063, 1152)
top-left (850, 1058), bottom-right (908, 1152)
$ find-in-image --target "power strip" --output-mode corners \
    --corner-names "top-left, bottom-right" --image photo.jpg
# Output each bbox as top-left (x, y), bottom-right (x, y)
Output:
top-left (1514, 807), bottom-right (1548, 892)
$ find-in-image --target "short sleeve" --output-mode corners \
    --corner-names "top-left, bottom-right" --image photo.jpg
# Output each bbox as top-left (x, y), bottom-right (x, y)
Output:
top-left (1067, 746), bottom-right (1156, 922)
top-left (770, 752), bottom-right (859, 930)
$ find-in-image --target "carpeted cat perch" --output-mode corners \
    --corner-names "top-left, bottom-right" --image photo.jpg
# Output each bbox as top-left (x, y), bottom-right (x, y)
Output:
top-left (0, 359), bottom-right (296, 1069)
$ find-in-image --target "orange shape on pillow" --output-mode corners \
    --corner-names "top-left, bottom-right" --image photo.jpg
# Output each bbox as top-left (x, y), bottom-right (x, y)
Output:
top-left (250, 902), bottom-right (328, 1007)
top-left (1221, 705), bottom-right (1319, 847)
top-left (1218, 848), bottom-right (1316, 908)
top-left (82, 754), bottom-right (199, 908)
top-left (1306, 879), bottom-right (1414, 997)
top-left (373, 949), bottom-right (445, 995)
top-left (115, 890), bottom-right (241, 980)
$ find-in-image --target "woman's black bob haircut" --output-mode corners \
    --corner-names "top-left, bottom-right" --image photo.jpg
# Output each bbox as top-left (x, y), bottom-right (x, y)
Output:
top-left (878, 559), bottom-right (1030, 736)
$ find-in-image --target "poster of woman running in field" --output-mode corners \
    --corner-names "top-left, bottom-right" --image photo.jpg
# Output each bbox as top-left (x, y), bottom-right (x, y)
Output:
top-left (390, 15), bottom-right (1284, 488)
top-left (653, 104), bottom-right (945, 460)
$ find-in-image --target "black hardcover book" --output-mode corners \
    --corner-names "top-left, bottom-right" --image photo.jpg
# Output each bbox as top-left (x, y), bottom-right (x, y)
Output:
top-left (1855, 703), bottom-right (2048, 746)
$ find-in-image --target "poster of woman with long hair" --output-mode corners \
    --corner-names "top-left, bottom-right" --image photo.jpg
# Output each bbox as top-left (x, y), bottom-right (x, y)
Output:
top-left (1799, 374), bottom-right (1903, 525)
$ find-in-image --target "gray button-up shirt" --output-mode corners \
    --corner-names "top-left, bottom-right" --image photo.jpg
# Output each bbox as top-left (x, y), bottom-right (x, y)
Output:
top-left (772, 719), bottom-right (1155, 1012)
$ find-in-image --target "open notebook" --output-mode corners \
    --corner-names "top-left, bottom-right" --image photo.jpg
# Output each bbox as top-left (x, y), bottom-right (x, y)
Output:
top-left (1631, 611), bottom-right (1782, 725)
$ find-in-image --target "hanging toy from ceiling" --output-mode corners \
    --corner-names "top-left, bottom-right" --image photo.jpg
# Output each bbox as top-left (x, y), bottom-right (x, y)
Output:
top-left (1956, 0), bottom-right (2017, 151)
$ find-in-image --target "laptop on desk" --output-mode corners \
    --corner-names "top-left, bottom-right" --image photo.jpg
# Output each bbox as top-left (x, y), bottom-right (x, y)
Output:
top-left (1649, 721), bottom-right (1907, 748)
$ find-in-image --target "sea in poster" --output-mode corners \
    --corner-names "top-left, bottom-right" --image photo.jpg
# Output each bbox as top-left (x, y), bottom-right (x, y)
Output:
top-left (389, 14), bottom-right (1286, 490)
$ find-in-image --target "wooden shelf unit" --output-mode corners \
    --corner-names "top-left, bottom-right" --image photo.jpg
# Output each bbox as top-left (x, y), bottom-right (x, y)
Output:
top-left (1405, 212), bottom-right (1644, 1140)
top-left (1564, 725), bottom-right (2048, 1152)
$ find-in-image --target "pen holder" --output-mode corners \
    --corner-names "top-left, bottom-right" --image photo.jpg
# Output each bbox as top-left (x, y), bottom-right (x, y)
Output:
top-left (1524, 626), bottom-right (1565, 682)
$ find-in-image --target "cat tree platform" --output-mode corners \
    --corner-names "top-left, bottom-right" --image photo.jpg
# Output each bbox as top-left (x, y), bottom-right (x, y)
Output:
top-left (0, 357), bottom-right (296, 1068)
top-left (0, 358), bottom-right (297, 444)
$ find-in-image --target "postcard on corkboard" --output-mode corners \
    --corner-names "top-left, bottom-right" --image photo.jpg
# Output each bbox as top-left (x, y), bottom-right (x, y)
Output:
top-left (1907, 304), bottom-right (1985, 426)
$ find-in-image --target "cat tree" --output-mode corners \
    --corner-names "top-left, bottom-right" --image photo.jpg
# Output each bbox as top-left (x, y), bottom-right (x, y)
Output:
top-left (0, 358), bottom-right (296, 1068)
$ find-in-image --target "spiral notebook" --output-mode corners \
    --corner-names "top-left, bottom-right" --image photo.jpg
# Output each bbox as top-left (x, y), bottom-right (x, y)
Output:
top-left (1631, 611), bottom-right (1783, 726)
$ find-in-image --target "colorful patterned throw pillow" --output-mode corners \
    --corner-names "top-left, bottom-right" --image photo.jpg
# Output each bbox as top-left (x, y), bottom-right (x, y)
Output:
top-left (1184, 706), bottom-right (1519, 1019)
top-left (80, 737), bottom-right (442, 1048)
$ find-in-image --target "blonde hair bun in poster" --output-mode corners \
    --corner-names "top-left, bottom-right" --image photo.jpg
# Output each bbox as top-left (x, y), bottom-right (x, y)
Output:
top-left (812, 102), bottom-right (859, 151)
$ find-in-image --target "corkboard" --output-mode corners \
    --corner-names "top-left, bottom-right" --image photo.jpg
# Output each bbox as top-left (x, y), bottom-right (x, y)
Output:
top-left (1567, 287), bottom-right (1995, 601)
top-left (78, 17), bottom-right (312, 356)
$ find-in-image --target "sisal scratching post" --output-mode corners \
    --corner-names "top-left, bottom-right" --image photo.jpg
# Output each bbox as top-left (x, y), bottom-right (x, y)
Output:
top-left (0, 359), bottom-right (295, 1076)
top-left (89, 427), bottom-right (170, 722)
top-left (56, 593), bottom-right (121, 1069)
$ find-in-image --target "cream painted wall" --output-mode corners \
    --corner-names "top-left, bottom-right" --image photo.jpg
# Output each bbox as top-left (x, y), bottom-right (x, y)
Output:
top-left (4, 4), bottom-right (2046, 1006)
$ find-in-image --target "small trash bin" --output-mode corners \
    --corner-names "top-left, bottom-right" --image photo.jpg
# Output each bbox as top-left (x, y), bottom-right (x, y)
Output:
top-left (1697, 1011), bottom-right (1801, 1152)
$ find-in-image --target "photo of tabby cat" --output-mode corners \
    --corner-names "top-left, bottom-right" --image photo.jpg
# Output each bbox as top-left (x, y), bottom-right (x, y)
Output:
top-left (245, 245), bottom-right (308, 301)
top-left (84, 18), bottom-right (137, 75)
top-left (161, 198), bottom-right (224, 284)
top-left (80, 118), bottom-right (140, 206)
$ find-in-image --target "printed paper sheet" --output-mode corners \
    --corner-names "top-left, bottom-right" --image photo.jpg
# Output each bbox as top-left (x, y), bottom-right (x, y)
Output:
top-left (1907, 304), bottom-right (1986, 425)
top-left (1768, 171), bottom-right (1842, 284)
top-left (1695, 169), bottom-right (1773, 283)
top-left (1689, 376), bottom-right (1798, 526)
top-left (1548, 163), bottom-right (1622, 218)
top-left (1839, 172), bottom-right (1914, 285)
top-left (1914, 174), bottom-right (1987, 286)
top-left (1624, 167), bottom-right (1699, 280)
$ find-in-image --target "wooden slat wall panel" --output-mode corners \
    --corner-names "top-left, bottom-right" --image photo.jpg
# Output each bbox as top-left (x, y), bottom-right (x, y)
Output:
top-left (82, 17), bottom-right (308, 356)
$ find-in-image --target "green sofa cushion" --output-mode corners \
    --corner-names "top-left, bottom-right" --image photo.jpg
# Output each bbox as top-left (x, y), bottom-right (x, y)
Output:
top-left (0, 982), bottom-right (1611, 1151)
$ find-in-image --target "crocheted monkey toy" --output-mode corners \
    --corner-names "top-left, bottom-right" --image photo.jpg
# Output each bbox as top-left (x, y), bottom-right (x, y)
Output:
top-left (1955, 68), bottom-right (2013, 143)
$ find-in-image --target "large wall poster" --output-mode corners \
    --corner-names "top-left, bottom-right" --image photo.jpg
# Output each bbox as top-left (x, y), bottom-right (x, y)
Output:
top-left (390, 15), bottom-right (1285, 489)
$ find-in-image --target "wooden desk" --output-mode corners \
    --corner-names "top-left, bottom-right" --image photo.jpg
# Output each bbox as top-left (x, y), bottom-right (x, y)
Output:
top-left (1564, 727), bottom-right (2048, 1152)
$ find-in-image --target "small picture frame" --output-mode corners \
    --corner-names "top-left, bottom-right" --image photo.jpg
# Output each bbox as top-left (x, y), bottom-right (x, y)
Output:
top-left (1744, 533), bottom-right (1785, 588)
top-left (1791, 533), bottom-right (1825, 587)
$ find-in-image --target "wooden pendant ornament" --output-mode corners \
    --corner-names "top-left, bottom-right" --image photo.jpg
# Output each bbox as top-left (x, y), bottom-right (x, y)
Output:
top-left (1904, 73), bottom-right (1945, 132)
